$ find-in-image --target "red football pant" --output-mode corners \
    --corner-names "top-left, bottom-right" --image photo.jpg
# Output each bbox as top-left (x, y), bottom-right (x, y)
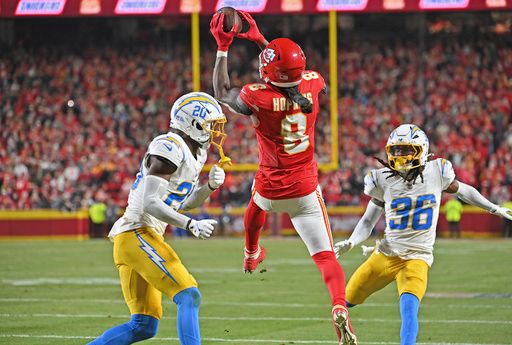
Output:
top-left (244, 197), bottom-right (267, 253)
top-left (312, 250), bottom-right (346, 307)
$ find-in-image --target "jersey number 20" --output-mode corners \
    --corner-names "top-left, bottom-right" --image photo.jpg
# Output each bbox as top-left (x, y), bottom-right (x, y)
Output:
top-left (281, 113), bottom-right (309, 155)
top-left (389, 194), bottom-right (436, 231)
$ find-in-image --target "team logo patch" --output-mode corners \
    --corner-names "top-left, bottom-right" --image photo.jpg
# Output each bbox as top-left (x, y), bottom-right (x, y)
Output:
top-left (263, 48), bottom-right (276, 63)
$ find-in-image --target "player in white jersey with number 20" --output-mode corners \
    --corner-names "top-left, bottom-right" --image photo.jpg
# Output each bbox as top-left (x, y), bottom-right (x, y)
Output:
top-left (89, 92), bottom-right (229, 345)
top-left (335, 124), bottom-right (512, 345)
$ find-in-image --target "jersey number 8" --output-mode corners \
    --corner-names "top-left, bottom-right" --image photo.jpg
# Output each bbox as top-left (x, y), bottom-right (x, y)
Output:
top-left (389, 194), bottom-right (436, 231)
top-left (281, 113), bottom-right (309, 155)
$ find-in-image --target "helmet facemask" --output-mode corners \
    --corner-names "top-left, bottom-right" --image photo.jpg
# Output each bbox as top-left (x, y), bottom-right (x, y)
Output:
top-left (206, 118), bottom-right (231, 166)
top-left (386, 144), bottom-right (424, 173)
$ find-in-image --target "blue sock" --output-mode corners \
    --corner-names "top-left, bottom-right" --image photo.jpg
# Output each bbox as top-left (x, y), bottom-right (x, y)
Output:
top-left (399, 293), bottom-right (420, 345)
top-left (173, 287), bottom-right (202, 345)
top-left (87, 314), bottom-right (158, 345)
top-left (346, 301), bottom-right (356, 308)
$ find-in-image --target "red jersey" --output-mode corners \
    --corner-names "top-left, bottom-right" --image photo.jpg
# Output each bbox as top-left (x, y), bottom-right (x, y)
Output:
top-left (239, 70), bottom-right (325, 199)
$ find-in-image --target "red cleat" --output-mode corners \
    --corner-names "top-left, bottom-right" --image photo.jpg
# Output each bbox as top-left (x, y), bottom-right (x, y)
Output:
top-left (243, 247), bottom-right (266, 273)
top-left (332, 305), bottom-right (357, 345)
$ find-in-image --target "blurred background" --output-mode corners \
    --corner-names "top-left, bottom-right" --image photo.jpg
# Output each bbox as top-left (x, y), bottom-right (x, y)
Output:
top-left (0, 0), bottom-right (511, 239)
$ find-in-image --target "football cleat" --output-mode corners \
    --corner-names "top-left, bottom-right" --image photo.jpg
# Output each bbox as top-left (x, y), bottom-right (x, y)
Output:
top-left (243, 246), bottom-right (267, 273)
top-left (332, 305), bottom-right (357, 345)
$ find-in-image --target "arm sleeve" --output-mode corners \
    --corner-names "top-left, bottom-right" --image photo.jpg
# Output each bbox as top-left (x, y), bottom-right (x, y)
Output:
top-left (437, 158), bottom-right (456, 190)
top-left (234, 95), bottom-right (253, 115)
top-left (142, 175), bottom-right (191, 228)
top-left (455, 182), bottom-right (498, 213)
top-left (363, 170), bottom-right (384, 202)
top-left (348, 200), bottom-right (384, 247)
top-left (181, 184), bottom-right (214, 211)
top-left (148, 138), bottom-right (185, 168)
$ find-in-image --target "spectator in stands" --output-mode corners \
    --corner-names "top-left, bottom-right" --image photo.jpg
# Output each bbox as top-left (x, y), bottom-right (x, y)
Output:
top-left (444, 195), bottom-right (463, 238)
top-left (89, 198), bottom-right (107, 238)
top-left (502, 200), bottom-right (512, 237)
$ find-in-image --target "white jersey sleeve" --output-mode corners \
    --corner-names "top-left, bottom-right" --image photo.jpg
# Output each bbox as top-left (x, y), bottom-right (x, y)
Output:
top-left (148, 137), bottom-right (185, 168)
top-left (364, 170), bottom-right (384, 202)
top-left (436, 158), bottom-right (456, 190)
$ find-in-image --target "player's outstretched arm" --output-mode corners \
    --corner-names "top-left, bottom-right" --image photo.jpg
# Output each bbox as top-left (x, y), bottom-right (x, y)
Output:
top-left (211, 12), bottom-right (237, 101)
top-left (445, 180), bottom-right (512, 220)
top-left (334, 198), bottom-right (384, 258)
top-left (142, 156), bottom-right (217, 239)
top-left (181, 165), bottom-right (225, 211)
top-left (211, 13), bottom-right (255, 116)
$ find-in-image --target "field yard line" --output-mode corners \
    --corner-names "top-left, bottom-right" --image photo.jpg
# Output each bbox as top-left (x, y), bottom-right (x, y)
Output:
top-left (0, 334), bottom-right (508, 345)
top-left (1, 313), bottom-right (511, 325)
top-left (1, 297), bottom-right (512, 309)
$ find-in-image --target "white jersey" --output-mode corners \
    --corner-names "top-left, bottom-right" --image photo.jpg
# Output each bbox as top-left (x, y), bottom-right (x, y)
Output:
top-left (364, 158), bottom-right (455, 266)
top-left (109, 132), bottom-right (207, 239)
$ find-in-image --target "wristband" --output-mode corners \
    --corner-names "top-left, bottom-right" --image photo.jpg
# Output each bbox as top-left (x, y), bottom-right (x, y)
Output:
top-left (216, 50), bottom-right (228, 58)
top-left (208, 182), bottom-right (217, 191)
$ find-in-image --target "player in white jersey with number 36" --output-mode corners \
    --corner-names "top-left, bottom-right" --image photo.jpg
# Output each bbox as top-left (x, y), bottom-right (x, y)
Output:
top-left (334, 124), bottom-right (512, 345)
top-left (89, 92), bottom-right (229, 345)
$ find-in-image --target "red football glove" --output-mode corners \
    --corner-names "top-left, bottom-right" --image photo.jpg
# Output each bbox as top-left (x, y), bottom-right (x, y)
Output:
top-left (236, 11), bottom-right (266, 46)
top-left (210, 12), bottom-right (238, 52)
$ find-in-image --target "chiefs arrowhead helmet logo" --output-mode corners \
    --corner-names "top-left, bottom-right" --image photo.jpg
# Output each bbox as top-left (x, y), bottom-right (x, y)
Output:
top-left (262, 48), bottom-right (276, 63)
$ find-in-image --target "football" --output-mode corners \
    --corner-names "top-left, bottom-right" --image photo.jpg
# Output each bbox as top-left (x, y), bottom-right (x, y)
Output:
top-left (217, 7), bottom-right (243, 33)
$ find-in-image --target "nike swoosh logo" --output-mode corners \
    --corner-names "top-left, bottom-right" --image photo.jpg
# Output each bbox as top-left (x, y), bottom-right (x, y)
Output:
top-left (163, 143), bottom-right (173, 152)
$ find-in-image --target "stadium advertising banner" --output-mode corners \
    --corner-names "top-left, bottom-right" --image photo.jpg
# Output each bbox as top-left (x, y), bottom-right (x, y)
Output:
top-left (1, 0), bottom-right (510, 16)
top-left (15, 0), bottom-right (67, 15)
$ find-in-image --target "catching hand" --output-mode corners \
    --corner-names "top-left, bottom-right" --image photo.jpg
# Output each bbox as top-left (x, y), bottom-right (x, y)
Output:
top-left (208, 164), bottom-right (225, 190)
top-left (236, 11), bottom-right (266, 46)
top-left (187, 219), bottom-right (217, 239)
top-left (210, 13), bottom-right (238, 52)
top-left (334, 239), bottom-right (354, 258)
top-left (492, 206), bottom-right (512, 220)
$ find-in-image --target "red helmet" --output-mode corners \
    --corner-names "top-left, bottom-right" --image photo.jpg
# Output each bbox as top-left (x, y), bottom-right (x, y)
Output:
top-left (258, 38), bottom-right (306, 87)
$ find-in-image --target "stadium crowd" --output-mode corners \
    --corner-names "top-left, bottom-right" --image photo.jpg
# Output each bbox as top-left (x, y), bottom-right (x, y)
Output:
top-left (1, 23), bottom-right (511, 210)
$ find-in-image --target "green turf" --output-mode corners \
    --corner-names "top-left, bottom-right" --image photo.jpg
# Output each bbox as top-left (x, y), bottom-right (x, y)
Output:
top-left (1, 238), bottom-right (511, 344)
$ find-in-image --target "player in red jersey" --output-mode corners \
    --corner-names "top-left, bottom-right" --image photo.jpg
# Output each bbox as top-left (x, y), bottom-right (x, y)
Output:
top-left (210, 11), bottom-right (357, 345)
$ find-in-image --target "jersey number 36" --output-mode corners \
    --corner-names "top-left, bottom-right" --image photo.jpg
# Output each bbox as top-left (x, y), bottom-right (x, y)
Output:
top-left (389, 194), bottom-right (436, 231)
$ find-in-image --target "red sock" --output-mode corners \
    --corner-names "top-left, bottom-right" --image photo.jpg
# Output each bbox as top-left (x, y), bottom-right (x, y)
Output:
top-left (312, 250), bottom-right (346, 307)
top-left (244, 198), bottom-right (267, 253)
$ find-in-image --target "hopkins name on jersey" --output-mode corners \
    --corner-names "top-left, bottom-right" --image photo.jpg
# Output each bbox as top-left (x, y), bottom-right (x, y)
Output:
top-left (364, 158), bottom-right (455, 266)
top-left (109, 132), bottom-right (207, 239)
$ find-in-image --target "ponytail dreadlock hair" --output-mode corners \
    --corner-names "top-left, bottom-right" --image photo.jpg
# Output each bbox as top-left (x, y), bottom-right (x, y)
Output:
top-left (281, 86), bottom-right (313, 114)
top-left (373, 156), bottom-right (425, 185)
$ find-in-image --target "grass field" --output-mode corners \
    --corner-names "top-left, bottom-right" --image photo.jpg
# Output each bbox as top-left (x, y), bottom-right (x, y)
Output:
top-left (1, 237), bottom-right (511, 345)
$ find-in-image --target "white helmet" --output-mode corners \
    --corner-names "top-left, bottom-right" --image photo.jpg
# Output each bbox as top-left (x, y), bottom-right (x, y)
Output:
top-left (170, 92), bottom-right (227, 147)
top-left (386, 124), bottom-right (429, 172)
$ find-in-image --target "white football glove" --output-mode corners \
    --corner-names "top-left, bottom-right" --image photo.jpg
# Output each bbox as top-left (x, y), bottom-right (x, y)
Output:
top-left (208, 164), bottom-right (225, 190)
top-left (491, 206), bottom-right (512, 221)
top-left (334, 240), bottom-right (354, 258)
top-left (187, 219), bottom-right (217, 239)
top-left (361, 245), bottom-right (375, 257)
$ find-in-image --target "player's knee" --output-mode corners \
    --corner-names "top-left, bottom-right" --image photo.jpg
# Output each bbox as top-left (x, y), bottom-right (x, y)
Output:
top-left (174, 287), bottom-right (202, 308)
top-left (130, 314), bottom-right (159, 341)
